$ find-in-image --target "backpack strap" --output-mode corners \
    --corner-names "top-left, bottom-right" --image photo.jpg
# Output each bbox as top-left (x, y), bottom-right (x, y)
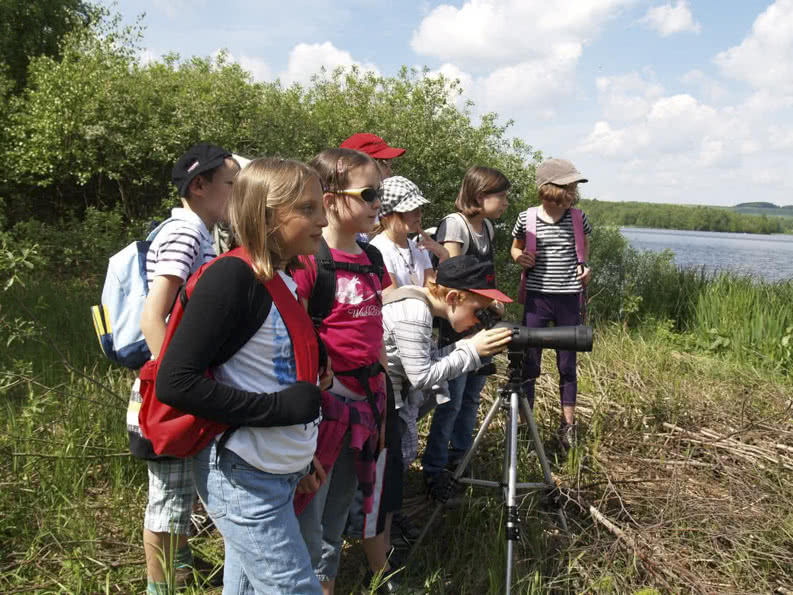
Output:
top-left (518, 207), bottom-right (538, 306)
top-left (382, 286), bottom-right (432, 309)
top-left (308, 238), bottom-right (337, 327)
top-left (570, 207), bottom-right (587, 264)
top-left (145, 217), bottom-right (175, 243)
top-left (307, 238), bottom-right (386, 328)
top-left (524, 207), bottom-right (538, 253)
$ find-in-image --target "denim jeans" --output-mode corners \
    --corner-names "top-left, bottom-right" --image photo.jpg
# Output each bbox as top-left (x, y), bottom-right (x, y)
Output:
top-left (422, 368), bottom-right (488, 477)
top-left (297, 431), bottom-right (359, 582)
top-left (192, 440), bottom-right (321, 595)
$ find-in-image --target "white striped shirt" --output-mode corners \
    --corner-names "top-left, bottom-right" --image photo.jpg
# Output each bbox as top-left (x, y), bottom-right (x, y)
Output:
top-left (146, 208), bottom-right (216, 288)
top-left (512, 209), bottom-right (592, 294)
top-left (382, 293), bottom-right (481, 409)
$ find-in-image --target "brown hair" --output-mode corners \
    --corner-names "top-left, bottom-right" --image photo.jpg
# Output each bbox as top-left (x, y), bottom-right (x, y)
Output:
top-left (538, 183), bottom-right (580, 207)
top-left (229, 157), bottom-right (319, 282)
top-left (454, 166), bottom-right (511, 217)
top-left (310, 148), bottom-right (377, 195)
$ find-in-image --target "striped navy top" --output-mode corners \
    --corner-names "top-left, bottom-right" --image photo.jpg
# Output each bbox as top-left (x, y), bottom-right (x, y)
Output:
top-left (146, 208), bottom-right (216, 288)
top-left (512, 209), bottom-right (592, 294)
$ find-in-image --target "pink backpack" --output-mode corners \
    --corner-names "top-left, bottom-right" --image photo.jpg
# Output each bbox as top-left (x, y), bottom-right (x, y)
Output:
top-left (517, 207), bottom-right (586, 304)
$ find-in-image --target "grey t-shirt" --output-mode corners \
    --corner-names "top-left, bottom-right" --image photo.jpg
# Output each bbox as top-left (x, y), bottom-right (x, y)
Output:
top-left (436, 213), bottom-right (494, 261)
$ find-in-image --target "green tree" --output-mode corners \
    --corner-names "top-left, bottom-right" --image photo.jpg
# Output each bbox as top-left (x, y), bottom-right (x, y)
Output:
top-left (0, 0), bottom-right (94, 91)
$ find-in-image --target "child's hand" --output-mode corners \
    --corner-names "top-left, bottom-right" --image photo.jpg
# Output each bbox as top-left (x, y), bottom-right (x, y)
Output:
top-left (296, 456), bottom-right (327, 494)
top-left (577, 264), bottom-right (591, 287)
top-left (416, 229), bottom-right (449, 262)
top-left (515, 252), bottom-right (535, 269)
top-left (469, 327), bottom-right (513, 357)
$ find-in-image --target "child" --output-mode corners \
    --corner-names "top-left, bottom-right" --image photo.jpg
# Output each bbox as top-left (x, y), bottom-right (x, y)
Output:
top-left (156, 157), bottom-right (329, 593)
top-left (354, 175), bottom-right (447, 566)
top-left (383, 255), bottom-right (513, 466)
top-left (293, 148), bottom-right (390, 595)
top-left (421, 166), bottom-right (510, 488)
top-left (510, 158), bottom-right (592, 447)
top-left (369, 175), bottom-right (448, 287)
top-left (138, 143), bottom-right (239, 593)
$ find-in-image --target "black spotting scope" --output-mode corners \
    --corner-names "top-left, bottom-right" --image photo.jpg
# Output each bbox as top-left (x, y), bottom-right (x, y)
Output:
top-left (492, 321), bottom-right (593, 352)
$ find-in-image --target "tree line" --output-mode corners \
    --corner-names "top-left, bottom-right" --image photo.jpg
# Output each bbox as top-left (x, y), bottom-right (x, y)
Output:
top-left (580, 199), bottom-right (793, 234)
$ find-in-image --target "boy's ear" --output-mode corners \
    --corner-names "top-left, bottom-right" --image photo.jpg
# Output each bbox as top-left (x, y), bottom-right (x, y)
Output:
top-left (187, 175), bottom-right (206, 199)
top-left (445, 289), bottom-right (460, 306)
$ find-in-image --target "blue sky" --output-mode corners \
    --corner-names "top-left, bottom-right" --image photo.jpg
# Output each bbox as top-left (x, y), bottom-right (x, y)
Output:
top-left (109, 1), bottom-right (793, 206)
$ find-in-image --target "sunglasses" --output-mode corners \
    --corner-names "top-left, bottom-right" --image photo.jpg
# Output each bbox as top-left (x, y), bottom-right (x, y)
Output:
top-left (337, 186), bottom-right (383, 203)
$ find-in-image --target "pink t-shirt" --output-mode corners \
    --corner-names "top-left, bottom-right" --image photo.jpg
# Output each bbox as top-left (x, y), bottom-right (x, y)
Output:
top-left (294, 248), bottom-right (392, 395)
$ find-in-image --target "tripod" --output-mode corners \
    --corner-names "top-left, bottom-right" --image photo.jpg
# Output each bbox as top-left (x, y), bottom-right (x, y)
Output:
top-left (409, 351), bottom-right (568, 593)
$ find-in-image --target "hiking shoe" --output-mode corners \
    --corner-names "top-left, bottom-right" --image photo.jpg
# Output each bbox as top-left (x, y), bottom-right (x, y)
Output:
top-left (391, 512), bottom-right (421, 547)
top-left (558, 423), bottom-right (577, 449)
top-left (174, 555), bottom-right (223, 588)
top-left (424, 471), bottom-right (463, 506)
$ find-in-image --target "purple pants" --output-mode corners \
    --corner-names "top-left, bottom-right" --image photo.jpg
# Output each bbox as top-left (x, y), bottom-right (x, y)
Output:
top-left (521, 292), bottom-right (582, 408)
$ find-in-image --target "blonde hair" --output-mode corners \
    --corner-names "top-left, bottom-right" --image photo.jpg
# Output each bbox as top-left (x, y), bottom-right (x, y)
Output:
top-left (538, 183), bottom-right (580, 207)
top-left (370, 212), bottom-right (400, 237)
top-left (454, 166), bottom-right (511, 217)
top-left (426, 279), bottom-right (493, 309)
top-left (229, 157), bottom-right (320, 282)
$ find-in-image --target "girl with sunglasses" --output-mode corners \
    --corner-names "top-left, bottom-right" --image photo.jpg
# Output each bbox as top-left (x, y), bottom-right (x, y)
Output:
top-left (293, 148), bottom-right (392, 595)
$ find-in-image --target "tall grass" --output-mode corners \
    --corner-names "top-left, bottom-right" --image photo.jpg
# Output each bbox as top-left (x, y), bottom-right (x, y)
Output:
top-left (2, 235), bottom-right (792, 592)
top-left (586, 224), bottom-right (793, 372)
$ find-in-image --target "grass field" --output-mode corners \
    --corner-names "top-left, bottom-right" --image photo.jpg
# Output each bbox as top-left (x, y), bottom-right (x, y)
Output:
top-left (1, 277), bottom-right (792, 594)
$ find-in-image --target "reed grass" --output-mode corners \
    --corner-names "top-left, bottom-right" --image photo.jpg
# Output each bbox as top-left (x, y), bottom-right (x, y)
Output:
top-left (1, 262), bottom-right (792, 593)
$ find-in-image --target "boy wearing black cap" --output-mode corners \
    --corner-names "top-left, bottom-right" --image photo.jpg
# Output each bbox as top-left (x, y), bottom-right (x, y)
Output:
top-left (139, 143), bottom-right (239, 593)
top-left (382, 255), bottom-right (513, 484)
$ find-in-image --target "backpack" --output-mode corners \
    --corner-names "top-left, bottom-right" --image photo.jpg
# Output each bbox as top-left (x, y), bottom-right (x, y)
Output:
top-left (137, 247), bottom-right (321, 458)
top-left (90, 219), bottom-right (174, 369)
top-left (306, 237), bottom-right (386, 430)
top-left (517, 206), bottom-right (586, 304)
top-left (428, 213), bottom-right (495, 268)
top-left (307, 238), bottom-right (386, 326)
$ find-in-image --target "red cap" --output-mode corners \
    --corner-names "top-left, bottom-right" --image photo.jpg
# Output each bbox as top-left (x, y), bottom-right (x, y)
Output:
top-left (468, 288), bottom-right (513, 303)
top-left (340, 133), bottom-right (406, 159)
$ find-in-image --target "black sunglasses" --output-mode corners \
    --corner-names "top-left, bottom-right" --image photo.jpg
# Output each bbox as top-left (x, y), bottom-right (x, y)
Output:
top-left (336, 186), bottom-right (384, 203)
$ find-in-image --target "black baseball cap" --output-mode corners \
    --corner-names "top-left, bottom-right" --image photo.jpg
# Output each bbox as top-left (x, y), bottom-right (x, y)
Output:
top-left (436, 255), bottom-right (513, 303)
top-left (172, 143), bottom-right (233, 197)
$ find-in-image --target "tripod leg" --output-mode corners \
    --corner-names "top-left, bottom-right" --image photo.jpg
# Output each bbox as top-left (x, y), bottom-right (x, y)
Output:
top-left (520, 397), bottom-right (569, 533)
top-left (408, 394), bottom-right (505, 561)
top-left (505, 391), bottom-right (521, 593)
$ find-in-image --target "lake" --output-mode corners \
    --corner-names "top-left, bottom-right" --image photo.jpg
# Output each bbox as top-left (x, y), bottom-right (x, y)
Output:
top-left (619, 227), bottom-right (793, 282)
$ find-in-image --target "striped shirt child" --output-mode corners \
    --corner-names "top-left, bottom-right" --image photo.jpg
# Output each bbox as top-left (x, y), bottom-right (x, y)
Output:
top-left (512, 209), bottom-right (592, 294)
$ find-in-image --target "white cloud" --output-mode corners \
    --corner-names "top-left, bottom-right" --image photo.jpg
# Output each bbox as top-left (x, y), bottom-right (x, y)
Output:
top-left (595, 72), bottom-right (665, 121)
top-left (139, 49), bottom-right (159, 66)
top-left (715, 0), bottom-right (793, 94)
top-left (237, 55), bottom-right (272, 82)
top-left (424, 63), bottom-right (475, 107)
top-left (411, 0), bottom-right (631, 114)
top-left (680, 69), bottom-right (728, 103)
top-left (280, 42), bottom-right (380, 87)
top-left (640, 1), bottom-right (701, 36)
top-left (411, 0), bottom-right (632, 70)
top-left (210, 50), bottom-right (272, 82)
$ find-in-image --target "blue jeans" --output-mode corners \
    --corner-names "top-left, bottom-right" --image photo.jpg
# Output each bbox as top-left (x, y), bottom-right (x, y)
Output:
top-left (298, 431), bottom-right (359, 582)
top-left (422, 369), bottom-right (488, 477)
top-left (192, 441), bottom-right (321, 595)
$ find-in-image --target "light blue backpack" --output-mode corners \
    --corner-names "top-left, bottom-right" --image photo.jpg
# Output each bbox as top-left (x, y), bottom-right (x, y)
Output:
top-left (91, 219), bottom-right (173, 369)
